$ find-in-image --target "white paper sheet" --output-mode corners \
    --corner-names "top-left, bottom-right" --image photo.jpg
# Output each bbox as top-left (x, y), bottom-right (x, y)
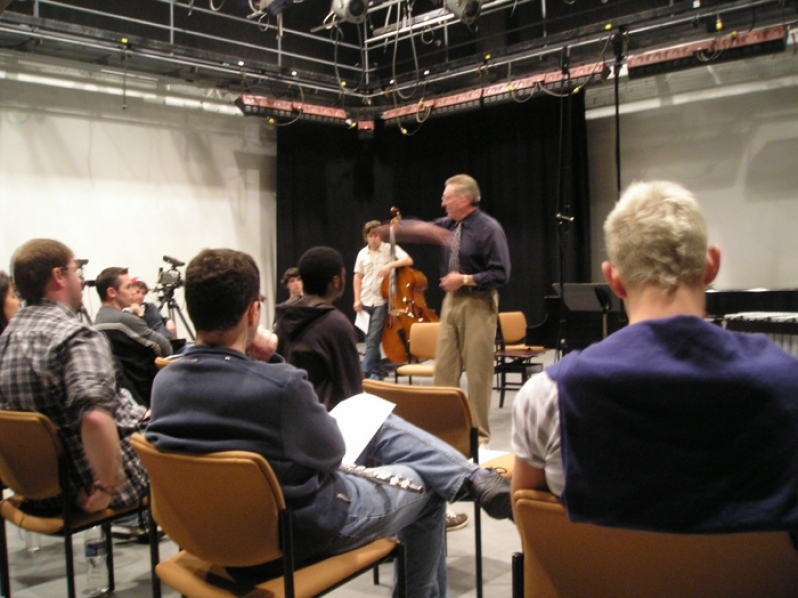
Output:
top-left (354, 310), bottom-right (371, 335)
top-left (329, 393), bottom-right (395, 464)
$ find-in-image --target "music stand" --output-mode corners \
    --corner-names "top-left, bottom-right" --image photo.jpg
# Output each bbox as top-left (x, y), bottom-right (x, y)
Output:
top-left (558, 283), bottom-right (622, 340)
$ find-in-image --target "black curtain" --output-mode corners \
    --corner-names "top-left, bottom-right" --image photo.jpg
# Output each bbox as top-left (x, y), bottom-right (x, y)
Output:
top-left (276, 93), bottom-right (591, 329)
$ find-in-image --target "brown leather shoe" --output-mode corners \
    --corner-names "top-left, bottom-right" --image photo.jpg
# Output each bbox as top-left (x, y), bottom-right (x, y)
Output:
top-left (446, 510), bottom-right (468, 531)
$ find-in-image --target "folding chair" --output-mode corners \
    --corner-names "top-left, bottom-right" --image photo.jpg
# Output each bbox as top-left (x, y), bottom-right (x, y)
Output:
top-left (0, 410), bottom-right (146, 598)
top-left (512, 489), bottom-right (798, 598)
top-left (131, 433), bottom-right (405, 598)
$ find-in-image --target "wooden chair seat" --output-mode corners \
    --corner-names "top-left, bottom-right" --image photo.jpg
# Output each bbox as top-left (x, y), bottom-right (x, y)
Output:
top-left (132, 434), bottom-right (405, 598)
top-left (157, 538), bottom-right (399, 598)
top-left (394, 322), bottom-right (439, 383)
top-left (512, 489), bottom-right (798, 598)
top-left (0, 410), bottom-right (147, 598)
top-left (361, 379), bottom-right (493, 598)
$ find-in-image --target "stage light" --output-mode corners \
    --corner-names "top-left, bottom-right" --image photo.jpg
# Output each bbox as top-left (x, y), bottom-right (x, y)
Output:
top-left (444, 0), bottom-right (482, 25)
top-left (332, 0), bottom-right (368, 24)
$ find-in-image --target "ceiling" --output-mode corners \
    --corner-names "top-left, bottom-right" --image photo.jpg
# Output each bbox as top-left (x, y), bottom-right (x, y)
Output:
top-left (0, 0), bottom-right (796, 123)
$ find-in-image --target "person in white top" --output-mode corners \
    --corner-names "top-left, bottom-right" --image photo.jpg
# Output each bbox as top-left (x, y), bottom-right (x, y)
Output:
top-left (353, 219), bottom-right (413, 380)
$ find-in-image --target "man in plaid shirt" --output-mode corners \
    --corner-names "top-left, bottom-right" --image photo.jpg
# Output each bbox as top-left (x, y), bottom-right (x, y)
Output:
top-left (0, 238), bottom-right (147, 513)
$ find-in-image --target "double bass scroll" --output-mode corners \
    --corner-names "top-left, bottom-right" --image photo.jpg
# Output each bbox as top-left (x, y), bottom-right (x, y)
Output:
top-left (380, 208), bottom-right (439, 364)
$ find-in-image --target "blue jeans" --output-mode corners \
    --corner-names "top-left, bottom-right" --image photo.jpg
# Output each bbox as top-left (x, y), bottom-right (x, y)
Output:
top-left (324, 414), bottom-right (478, 598)
top-left (361, 304), bottom-right (387, 377)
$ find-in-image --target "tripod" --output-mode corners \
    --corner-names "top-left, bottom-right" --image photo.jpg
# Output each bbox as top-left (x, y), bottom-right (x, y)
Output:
top-left (76, 305), bottom-right (93, 325)
top-left (157, 289), bottom-right (195, 340)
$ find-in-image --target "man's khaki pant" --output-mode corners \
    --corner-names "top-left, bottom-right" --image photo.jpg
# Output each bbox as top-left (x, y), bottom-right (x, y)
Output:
top-left (433, 289), bottom-right (498, 444)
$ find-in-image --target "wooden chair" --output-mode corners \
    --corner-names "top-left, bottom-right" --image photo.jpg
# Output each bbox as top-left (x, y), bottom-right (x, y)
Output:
top-left (511, 489), bottom-right (798, 598)
top-left (394, 322), bottom-right (439, 384)
top-left (154, 356), bottom-right (173, 370)
top-left (0, 410), bottom-right (146, 598)
top-left (498, 312), bottom-right (540, 352)
top-left (362, 379), bottom-right (513, 598)
top-left (495, 312), bottom-right (544, 407)
top-left (131, 434), bottom-right (405, 598)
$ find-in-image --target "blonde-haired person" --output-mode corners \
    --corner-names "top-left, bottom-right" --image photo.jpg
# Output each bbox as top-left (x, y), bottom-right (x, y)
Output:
top-left (511, 180), bottom-right (798, 536)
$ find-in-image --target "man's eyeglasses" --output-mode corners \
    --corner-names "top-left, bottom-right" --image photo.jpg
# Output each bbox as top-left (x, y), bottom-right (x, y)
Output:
top-left (61, 265), bottom-right (84, 279)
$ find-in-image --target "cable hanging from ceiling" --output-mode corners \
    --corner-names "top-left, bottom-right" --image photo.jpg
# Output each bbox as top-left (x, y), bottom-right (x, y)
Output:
top-left (391, 0), bottom-right (422, 100)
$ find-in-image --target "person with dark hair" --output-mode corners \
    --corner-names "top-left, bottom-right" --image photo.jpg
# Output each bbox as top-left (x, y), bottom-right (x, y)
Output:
top-left (279, 266), bottom-right (303, 304)
top-left (0, 239), bottom-right (147, 515)
top-left (274, 246), bottom-right (363, 410)
top-left (146, 247), bottom-right (513, 598)
top-left (353, 220), bottom-right (413, 380)
top-left (94, 266), bottom-right (172, 406)
top-left (129, 278), bottom-right (177, 339)
top-left (512, 181), bottom-right (798, 536)
top-left (0, 271), bottom-right (21, 335)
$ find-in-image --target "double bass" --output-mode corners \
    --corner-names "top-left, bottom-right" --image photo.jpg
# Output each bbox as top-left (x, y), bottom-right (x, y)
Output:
top-left (380, 208), bottom-right (439, 364)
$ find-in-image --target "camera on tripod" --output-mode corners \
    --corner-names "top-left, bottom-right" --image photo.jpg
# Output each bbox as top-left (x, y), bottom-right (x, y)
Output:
top-left (155, 256), bottom-right (185, 299)
top-left (153, 255), bottom-right (195, 340)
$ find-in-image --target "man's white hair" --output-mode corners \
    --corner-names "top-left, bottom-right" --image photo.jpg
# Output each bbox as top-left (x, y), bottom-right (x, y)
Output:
top-left (604, 180), bottom-right (708, 293)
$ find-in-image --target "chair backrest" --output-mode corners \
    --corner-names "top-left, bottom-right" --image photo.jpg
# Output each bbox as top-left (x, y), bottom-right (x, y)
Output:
top-left (131, 434), bottom-right (285, 568)
top-left (513, 489), bottom-right (798, 598)
top-left (0, 410), bottom-right (63, 500)
top-left (498, 312), bottom-right (528, 346)
top-left (407, 322), bottom-right (439, 361)
top-left (154, 357), bottom-right (174, 370)
top-left (361, 379), bottom-right (474, 459)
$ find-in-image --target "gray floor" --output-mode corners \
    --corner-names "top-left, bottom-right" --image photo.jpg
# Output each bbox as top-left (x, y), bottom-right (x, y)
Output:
top-left (3, 352), bottom-right (555, 598)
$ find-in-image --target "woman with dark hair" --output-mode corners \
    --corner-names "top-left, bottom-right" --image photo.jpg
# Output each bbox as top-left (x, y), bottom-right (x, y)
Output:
top-left (0, 271), bottom-right (21, 334)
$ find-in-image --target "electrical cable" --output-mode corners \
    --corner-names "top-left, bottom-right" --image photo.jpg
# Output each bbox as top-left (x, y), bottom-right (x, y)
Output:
top-left (391, 0), bottom-right (421, 100)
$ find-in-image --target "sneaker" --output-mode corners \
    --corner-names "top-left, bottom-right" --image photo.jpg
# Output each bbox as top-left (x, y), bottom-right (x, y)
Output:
top-left (446, 510), bottom-right (468, 532)
top-left (470, 468), bottom-right (513, 521)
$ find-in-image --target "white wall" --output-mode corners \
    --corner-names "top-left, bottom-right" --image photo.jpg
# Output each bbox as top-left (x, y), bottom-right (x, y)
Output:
top-left (0, 79), bottom-right (277, 335)
top-left (587, 80), bottom-right (798, 290)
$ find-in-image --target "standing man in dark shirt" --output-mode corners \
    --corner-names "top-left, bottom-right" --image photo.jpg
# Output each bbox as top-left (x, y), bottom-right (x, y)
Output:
top-left (435, 175), bottom-right (510, 446)
top-left (398, 175), bottom-right (510, 446)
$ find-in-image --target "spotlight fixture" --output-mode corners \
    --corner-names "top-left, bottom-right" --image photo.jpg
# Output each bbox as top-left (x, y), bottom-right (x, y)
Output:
top-left (444, 0), bottom-right (482, 25)
top-left (332, 0), bottom-right (368, 24)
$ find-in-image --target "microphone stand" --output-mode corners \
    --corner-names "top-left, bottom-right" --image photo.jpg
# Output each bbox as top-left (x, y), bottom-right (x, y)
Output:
top-left (553, 56), bottom-right (574, 362)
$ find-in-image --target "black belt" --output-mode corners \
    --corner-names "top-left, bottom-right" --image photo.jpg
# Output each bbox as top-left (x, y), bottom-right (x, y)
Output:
top-left (453, 287), bottom-right (493, 296)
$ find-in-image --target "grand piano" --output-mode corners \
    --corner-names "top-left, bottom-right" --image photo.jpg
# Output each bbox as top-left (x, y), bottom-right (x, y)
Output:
top-left (526, 287), bottom-right (798, 355)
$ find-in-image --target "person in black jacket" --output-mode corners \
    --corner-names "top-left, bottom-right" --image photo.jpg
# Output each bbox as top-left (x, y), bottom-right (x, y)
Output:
top-left (274, 246), bottom-right (362, 411)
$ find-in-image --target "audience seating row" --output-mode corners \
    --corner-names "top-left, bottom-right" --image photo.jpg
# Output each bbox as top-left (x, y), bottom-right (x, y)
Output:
top-left (3, 380), bottom-right (798, 598)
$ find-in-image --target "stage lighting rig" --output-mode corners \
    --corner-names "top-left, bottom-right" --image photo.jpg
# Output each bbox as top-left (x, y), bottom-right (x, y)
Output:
top-left (331, 0), bottom-right (368, 24)
top-left (444, 0), bottom-right (482, 25)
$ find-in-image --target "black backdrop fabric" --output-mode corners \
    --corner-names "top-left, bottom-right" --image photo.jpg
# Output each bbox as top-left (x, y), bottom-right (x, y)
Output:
top-left (276, 93), bottom-right (591, 330)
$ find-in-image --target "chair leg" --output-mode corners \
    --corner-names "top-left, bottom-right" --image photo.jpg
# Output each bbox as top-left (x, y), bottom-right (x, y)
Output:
top-left (146, 502), bottom-right (162, 598)
top-left (373, 563), bottom-right (380, 585)
top-left (474, 503), bottom-right (483, 598)
top-left (0, 519), bottom-right (11, 598)
top-left (64, 528), bottom-right (76, 598)
top-left (512, 552), bottom-right (524, 598)
top-left (103, 521), bottom-right (115, 592)
top-left (394, 543), bottom-right (407, 598)
top-left (499, 370), bottom-right (507, 408)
